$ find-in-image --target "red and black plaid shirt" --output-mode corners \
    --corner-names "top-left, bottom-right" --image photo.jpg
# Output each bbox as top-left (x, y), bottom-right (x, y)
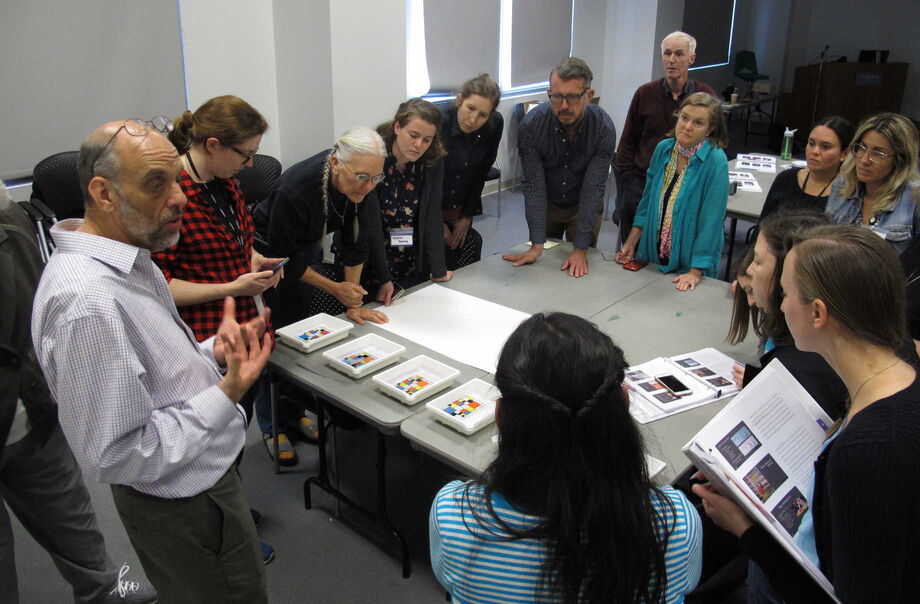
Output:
top-left (152, 169), bottom-right (267, 342)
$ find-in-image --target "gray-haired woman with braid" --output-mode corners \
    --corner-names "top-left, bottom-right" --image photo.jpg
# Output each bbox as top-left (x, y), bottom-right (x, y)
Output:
top-left (254, 127), bottom-right (390, 327)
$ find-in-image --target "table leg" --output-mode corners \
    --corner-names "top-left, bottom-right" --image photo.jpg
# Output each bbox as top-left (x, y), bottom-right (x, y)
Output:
top-left (723, 217), bottom-right (738, 281)
top-left (302, 398), bottom-right (412, 578)
top-left (270, 375), bottom-right (280, 475)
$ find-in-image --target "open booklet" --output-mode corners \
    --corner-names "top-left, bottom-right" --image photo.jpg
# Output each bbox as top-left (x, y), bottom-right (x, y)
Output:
top-left (625, 347), bottom-right (739, 424)
top-left (682, 359), bottom-right (839, 602)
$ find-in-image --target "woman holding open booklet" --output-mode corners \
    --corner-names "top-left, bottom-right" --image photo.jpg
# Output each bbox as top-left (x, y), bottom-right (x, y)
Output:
top-left (695, 225), bottom-right (920, 603)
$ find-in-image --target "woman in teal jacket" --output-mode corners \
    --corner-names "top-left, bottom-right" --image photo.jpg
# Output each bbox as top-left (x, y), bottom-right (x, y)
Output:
top-left (617, 92), bottom-right (729, 291)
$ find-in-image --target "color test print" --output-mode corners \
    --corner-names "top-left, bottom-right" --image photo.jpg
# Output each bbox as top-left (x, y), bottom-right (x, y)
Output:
top-left (343, 352), bottom-right (376, 367)
top-left (443, 396), bottom-right (483, 418)
top-left (395, 375), bottom-right (430, 395)
top-left (299, 327), bottom-right (331, 341)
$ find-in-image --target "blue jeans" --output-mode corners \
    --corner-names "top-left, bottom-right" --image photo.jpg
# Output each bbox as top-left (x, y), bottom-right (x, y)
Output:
top-left (253, 371), bottom-right (273, 435)
top-left (747, 560), bottom-right (784, 604)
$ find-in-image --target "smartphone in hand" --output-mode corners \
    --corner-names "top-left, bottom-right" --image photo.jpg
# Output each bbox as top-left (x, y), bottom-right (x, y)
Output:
top-left (270, 257), bottom-right (290, 273)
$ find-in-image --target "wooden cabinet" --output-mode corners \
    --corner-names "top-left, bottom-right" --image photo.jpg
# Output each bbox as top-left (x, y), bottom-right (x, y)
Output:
top-left (778, 62), bottom-right (908, 138)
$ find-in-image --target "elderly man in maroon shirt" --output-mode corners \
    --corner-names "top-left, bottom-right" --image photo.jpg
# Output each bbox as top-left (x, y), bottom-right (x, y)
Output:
top-left (614, 31), bottom-right (717, 244)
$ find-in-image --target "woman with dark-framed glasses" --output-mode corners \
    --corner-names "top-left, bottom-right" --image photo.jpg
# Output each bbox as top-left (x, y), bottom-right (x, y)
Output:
top-left (826, 113), bottom-right (920, 257)
top-left (253, 126), bottom-right (389, 327)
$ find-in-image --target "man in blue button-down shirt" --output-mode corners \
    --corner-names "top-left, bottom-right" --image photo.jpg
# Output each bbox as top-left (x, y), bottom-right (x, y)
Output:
top-left (503, 57), bottom-right (615, 277)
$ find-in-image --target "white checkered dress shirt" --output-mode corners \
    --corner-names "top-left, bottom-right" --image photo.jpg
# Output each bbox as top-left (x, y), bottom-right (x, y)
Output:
top-left (32, 220), bottom-right (246, 498)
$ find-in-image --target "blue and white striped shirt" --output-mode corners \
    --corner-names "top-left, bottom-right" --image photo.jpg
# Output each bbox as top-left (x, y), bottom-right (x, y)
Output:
top-left (430, 480), bottom-right (701, 603)
top-left (32, 220), bottom-right (246, 498)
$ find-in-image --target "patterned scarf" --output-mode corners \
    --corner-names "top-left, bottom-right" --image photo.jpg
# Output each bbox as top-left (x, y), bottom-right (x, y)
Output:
top-left (658, 140), bottom-right (704, 259)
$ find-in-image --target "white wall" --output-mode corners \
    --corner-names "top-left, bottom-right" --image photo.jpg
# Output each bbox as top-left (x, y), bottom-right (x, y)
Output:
top-left (599, 0), bottom-right (660, 136)
top-left (328, 1), bottom-right (408, 137)
top-left (179, 0), bottom-right (282, 159)
top-left (273, 0), bottom-right (334, 169)
top-left (784, 0), bottom-right (920, 117)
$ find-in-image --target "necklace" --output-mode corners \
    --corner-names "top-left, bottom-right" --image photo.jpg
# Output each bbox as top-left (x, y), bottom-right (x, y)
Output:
top-left (850, 358), bottom-right (900, 406)
top-left (327, 189), bottom-right (347, 221)
top-left (801, 165), bottom-right (837, 199)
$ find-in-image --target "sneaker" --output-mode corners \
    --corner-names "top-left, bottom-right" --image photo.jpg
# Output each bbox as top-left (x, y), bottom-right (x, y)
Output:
top-left (250, 508), bottom-right (262, 528)
top-left (262, 432), bottom-right (298, 466)
top-left (261, 540), bottom-right (276, 565)
top-left (99, 563), bottom-right (157, 603)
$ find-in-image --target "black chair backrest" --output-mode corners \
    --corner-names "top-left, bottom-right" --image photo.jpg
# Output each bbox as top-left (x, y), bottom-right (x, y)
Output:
top-left (31, 151), bottom-right (84, 220)
top-left (236, 154), bottom-right (282, 210)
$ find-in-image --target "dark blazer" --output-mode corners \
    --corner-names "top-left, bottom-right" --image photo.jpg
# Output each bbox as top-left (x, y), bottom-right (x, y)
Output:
top-left (439, 105), bottom-right (503, 217)
top-left (369, 159), bottom-right (448, 283)
top-left (0, 198), bottom-right (57, 446)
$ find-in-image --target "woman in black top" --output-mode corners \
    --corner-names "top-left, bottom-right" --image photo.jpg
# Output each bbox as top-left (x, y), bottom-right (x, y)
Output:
top-left (759, 116), bottom-right (853, 221)
top-left (254, 126), bottom-right (389, 327)
top-left (696, 225), bottom-right (920, 603)
top-left (370, 99), bottom-right (452, 305)
top-left (439, 74), bottom-right (503, 270)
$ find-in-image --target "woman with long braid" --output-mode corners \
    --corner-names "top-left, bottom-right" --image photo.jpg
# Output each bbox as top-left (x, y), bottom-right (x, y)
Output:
top-left (254, 127), bottom-right (389, 327)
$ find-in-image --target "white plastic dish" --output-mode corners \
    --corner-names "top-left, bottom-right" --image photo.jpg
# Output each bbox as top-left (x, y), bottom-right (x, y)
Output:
top-left (425, 378), bottom-right (498, 434)
top-left (276, 313), bottom-right (353, 353)
top-left (372, 355), bottom-right (460, 405)
top-left (322, 333), bottom-right (406, 378)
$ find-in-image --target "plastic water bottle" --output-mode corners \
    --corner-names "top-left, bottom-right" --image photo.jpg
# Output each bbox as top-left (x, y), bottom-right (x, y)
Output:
top-left (781, 127), bottom-right (797, 160)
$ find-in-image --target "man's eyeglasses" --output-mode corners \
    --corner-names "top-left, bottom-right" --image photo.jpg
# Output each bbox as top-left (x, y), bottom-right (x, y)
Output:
top-left (92, 116), bottom-right (173, 175)
top-left (344, 163), bottom-right (385, 185)
top-left (547, 90), bottom-right (588, 105)
top-left (852, 141), bottom-right (894, 164)
top-left (224, 143), bottom-right (257, 163)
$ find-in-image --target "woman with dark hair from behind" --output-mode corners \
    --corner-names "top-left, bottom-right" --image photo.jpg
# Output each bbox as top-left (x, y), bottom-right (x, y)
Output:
top-left (758, 116), bottom-right (854, 221)
top-left (439, 74), bottom-right (503, 270)
top-left (696, 225), bottom-right (920, 602)
top-left (430, 313), bottom-right (702, 603)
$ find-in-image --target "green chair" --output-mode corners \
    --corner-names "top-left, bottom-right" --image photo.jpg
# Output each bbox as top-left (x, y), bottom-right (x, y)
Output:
top-left (733, 50), bottom-right (768, 99)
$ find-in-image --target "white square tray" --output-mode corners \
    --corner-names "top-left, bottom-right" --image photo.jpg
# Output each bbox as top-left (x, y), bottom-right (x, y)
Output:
top-left (426, 378), bottom-right (498, 434)
top-left (322, 333), bottom-right (406, 378)
top-left (276, 313), bottom-right (353, 353)
top-left (372, 355), bottom-right (460, 405)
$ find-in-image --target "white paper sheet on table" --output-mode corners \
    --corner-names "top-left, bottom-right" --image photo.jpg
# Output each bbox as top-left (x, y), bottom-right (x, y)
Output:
top-left (374, 285), bottom-right (531, 374)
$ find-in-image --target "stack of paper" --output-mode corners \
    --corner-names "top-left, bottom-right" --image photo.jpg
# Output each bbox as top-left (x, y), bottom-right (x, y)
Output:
top-left (736, 154), bottom-right (777, 173)
top-left (729, 171), bottom-right (763, 193)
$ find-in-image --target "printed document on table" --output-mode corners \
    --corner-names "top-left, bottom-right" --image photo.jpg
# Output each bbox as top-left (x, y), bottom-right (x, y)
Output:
top-left (728, 171), bottom-right (763, 193)
top-left (682, 360), bottom-right (838, 601)
top-left (736, 154), bottom-right (777, 173)
top-left (373, 284), bottom-right (530, 374)
top-left (625, 348), bottom-right (739, 424)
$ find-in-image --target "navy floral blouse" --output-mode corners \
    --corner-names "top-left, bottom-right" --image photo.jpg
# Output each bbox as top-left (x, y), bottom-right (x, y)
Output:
top-left (380, 154), bottom-right (424, 281)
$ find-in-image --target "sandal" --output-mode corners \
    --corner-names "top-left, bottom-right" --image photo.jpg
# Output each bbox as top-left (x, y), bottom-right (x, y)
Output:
top-left (262, 432), bottom-right (298, 466)
top-left (288, 415), bottom-right (319, 444)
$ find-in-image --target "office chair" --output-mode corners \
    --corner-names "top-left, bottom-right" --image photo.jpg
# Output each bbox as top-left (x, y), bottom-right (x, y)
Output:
top-left (31, 151), bottom-right (84, 221)
top-left (236, 153), bottom-right (282, 213)
top-left (733, 50), bottom-right (769, 100)
top-left (511, 102), bottom-right (526, 193)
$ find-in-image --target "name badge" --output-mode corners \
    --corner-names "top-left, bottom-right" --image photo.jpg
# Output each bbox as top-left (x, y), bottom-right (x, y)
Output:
top-left (390, 228), bottom-right (414, 247)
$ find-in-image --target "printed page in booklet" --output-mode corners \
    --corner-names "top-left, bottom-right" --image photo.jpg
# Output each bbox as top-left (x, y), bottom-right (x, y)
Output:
top-left (682, 359), bottom-right (839, 601)
top-left (625, 348), bottom-right (740, 424)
